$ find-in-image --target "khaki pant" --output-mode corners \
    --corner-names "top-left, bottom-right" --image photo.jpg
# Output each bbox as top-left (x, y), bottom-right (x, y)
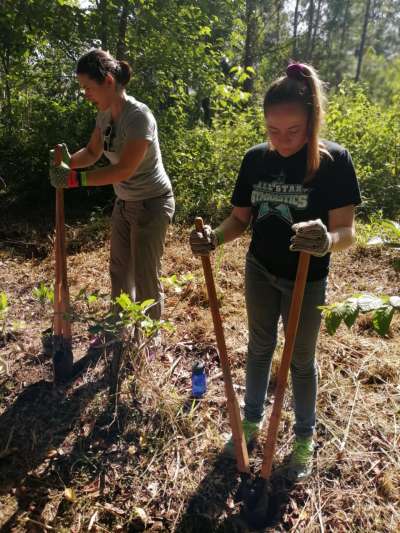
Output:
top-left (110, 194), bottom-right (175, 320)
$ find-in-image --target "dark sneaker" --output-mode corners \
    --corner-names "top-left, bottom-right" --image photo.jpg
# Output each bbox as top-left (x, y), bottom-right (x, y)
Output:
top-left (223, 419), bottom-right (261, 458)
top-left (281, 436), bottom-right (314, 482)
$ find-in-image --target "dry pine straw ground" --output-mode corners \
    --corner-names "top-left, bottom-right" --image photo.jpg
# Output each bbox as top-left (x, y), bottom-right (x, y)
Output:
top-left (0, 222), bottom-right (399, 533)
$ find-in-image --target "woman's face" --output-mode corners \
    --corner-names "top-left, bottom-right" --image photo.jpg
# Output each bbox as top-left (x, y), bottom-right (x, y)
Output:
top-left (77, 73), bottom-right (116, 111)
top-left (265, 103), bottom-right (309, 157)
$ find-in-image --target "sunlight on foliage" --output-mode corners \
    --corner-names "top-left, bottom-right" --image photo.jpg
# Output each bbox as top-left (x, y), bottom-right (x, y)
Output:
top-left (32, 282), bottom-right (54, 305)
top-left (0, 292), bottom-right (9, 338)
top-left (320, 294), bottom-right (400, 336)
top-left (357, 211), bottom-right (400, 248)
top-left (161, 273), bottom-right (194, 293)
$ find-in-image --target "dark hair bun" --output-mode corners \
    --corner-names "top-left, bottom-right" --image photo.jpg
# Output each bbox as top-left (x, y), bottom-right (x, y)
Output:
top-left (116, 60), bottom-right (132, 86)
top-left (76, 49), bottom-right (132, 86)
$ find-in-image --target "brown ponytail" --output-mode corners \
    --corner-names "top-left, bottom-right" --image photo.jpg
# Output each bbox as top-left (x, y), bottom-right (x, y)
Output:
top-left (263, 62), bottom-right (330, 181)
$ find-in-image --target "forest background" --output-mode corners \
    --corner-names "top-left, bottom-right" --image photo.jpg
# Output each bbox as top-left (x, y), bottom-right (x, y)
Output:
top-left (1, 0), bottom-right (400, 223)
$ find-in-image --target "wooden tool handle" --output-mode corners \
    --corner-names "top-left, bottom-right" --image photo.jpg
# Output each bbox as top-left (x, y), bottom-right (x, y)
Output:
top-left (195, 217), bottom-right (249, 473)
top-left (260, 252), bottom-right (310, 479)
top-left (53, 145), bottom-right (63, 336)
top-left (53, 145), bottom-right (71, 339)
top-left (57, 188), bottom-right (72, 339)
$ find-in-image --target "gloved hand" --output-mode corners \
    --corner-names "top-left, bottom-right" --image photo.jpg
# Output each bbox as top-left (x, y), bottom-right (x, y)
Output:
top-left (49, 160), bottom-right (87, 188)
top-left (49, 143), bottom-right (71, 166)
top-left (189, 225), bottom-right (222, 256)
top-left (59, 143), bottom-right (71, 165)
top-left (290, 219), bottom-right (332, 257)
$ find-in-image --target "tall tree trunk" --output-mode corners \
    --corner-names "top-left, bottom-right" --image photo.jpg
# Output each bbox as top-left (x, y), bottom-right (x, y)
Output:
top-left (275, 0), bottom-right (282, 44)
top-left (201, 97), bottom-right (211, 127)
top-left (243, 0), bottom-right (257, 93)
top-left (332, 0), bottom-right (351, 82)
top-left (355, 0), bottom-right (372, 82)
top-left (339, 0), bottom-right (351, 51)
top-left (305, 0), bottom-right (315, 60)
top-left (97, 0), bottom-right (108, 50)
top-left (292, 0), bottom-right (300, 58)
top-left (1, 51), bottom-right (12, 135)
top-left (116, 0), bottom-right (129, 60)
top-left (309, 0), bottom-right (322, 61)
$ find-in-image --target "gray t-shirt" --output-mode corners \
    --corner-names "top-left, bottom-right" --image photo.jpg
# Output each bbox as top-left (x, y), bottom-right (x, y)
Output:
top-left (96, 96), bottom-right (172, 201)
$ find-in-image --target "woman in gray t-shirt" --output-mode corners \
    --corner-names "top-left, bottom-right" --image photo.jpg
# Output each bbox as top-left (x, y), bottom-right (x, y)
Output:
top-left (49, 48), bottom-right (174, 322)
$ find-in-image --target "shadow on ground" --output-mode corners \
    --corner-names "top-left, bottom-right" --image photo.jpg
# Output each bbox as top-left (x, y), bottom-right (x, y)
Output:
top-left (175, 450), bottom-right (297, 532)
top-left (0, 348), bottom-right (109, 531)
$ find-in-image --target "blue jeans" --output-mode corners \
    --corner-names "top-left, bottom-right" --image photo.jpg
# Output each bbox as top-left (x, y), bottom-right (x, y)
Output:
top-left (244, 253), bottom-right (327, 438)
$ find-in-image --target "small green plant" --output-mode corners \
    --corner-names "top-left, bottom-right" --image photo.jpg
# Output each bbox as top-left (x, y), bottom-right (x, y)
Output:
top-left (320, 293), bottom-right (400, 336)
top-left (73, 292), bottom-right (175, 401)
top-left (161, 273), bottom-right (194, 293)
top-left (0, 292), bottom-right (9, 339)
top-left (371, 219), bottom-right (400, 247)
top-left (69, 291), bottom-right (175, 401)
top-left (357, 212), bottom-right (400, 248)
top-left (75, 287), bottom-right (108, 306)
top-left (74, 292), bottom-right (174, 342)
top-left (113, 293), bottom-right (174, 339)
top-left (32, 282), bottom-right (54, 306)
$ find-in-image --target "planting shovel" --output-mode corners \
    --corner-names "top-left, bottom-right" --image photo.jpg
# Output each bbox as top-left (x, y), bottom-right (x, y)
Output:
top-left (194, 217), bottom-right (249, 474)
top-left (244, 251), bottom-right (310, 528)
top-left (52, 144), bottom-right (73, 383)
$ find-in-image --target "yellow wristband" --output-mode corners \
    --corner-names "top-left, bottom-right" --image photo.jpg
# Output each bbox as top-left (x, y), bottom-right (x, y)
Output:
top-left (214, 229), bottom-right (224, 246)
top-left (79, 172), bottom-right (88, 187)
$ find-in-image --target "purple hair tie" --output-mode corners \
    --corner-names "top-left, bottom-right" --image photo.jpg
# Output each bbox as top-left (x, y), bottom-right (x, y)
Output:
top-left (286, 62), bottom-right (306, 79)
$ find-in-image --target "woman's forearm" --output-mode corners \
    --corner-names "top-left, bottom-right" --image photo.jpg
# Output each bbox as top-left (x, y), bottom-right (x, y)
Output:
top-left (80, 138), bottom-right (148, 186)
top-left (215, 213), bottom-right (250, 244)
top-left (70, 147), bottom-right (101, 169)
top-left (329, 226), bottom-right (355, 252)
top-left (83, 163), bottom-right (134, 186)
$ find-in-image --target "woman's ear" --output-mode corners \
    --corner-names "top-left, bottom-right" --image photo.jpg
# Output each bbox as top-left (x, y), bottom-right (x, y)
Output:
top-left (105, 72), bottom-right (115, 88)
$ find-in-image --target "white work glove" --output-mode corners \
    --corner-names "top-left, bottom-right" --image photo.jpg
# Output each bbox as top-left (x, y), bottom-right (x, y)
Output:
top-left (290, 219), bottom-right (332, 257)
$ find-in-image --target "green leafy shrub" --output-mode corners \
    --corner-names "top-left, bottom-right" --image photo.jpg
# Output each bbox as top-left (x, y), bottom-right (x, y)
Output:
top-left (3, 78), bottom-right (400, 225)
top-left (162, 108), bottom-right (263, 223)
top-left (165, 82), bottom-right (400, 223)
top-left (326, 84), bottom-right (400, 219)
top-left (320, 294), bottom-right (400, 337)
top-left (356, 212), bottom-right (400, 248)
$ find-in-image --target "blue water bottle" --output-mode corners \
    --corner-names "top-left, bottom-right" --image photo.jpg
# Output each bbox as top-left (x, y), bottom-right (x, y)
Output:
top-left (191, 360), bottom-right (207, 398)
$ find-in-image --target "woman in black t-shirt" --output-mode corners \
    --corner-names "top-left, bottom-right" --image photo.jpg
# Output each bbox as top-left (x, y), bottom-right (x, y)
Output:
top-left (189, 63), bottom-right (361, 481)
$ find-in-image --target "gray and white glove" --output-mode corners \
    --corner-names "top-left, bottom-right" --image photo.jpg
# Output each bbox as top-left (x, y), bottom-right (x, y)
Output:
top-left (59, 143), bottom-right (71, 165)
top-left (189, 225), bottom-right (222, 256)
top-left (290, 219), bottom-right (332, 257)
top-left (49, 143), bottom-right (71, 167)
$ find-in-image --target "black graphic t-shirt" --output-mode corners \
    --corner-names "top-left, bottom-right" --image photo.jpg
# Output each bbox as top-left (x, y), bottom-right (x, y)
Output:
top-left (231, 141), bottom-right (362, 281)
